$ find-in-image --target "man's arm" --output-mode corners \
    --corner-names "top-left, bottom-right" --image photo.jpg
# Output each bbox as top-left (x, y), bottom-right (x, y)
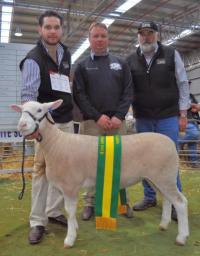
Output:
top-left (174, 50), bottom-right (190, 131)
top-left (73, 64), bottom-right (101, 121)
top-left (73, 64), bottom-right (113, 130)
top-left (21, 59), bottom-right (40, 103)
top-left (20, 59), bottom-right (41, 139)
top-left (114, 61), bottom-right (133, 121)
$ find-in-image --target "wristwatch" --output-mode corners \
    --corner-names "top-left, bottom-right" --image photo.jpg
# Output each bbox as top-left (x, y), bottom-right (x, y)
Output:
top-left (180, 112), bottom-right (187, 118)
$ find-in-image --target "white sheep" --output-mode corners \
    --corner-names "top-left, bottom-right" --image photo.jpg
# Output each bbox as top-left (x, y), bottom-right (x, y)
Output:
top-left (11, 100), bottom-right (189, 248)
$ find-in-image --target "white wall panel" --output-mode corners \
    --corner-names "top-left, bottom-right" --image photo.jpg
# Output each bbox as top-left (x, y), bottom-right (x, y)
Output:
top-left (0, 43), bottom-right (34, 141)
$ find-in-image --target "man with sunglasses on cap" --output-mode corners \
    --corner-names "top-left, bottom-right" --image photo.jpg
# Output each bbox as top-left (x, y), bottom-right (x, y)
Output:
top-left (126, 21), bottom-right (190, 221)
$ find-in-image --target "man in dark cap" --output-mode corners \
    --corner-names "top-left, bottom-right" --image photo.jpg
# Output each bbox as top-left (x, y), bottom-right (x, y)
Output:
top-left (126, 21), bottom-right (190, 220)
top-left (138, 21), bottom-right (159, 32)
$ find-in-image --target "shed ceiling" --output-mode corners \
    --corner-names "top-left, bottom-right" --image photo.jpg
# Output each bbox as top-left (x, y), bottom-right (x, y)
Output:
top-left (1, 0), bottom-right (200, 66)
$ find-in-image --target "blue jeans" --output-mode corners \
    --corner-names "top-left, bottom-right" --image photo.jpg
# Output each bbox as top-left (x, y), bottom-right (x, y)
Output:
top-left (136, 116), bottom-right (182, 202)
top-left (179, 122), bottom-right (199, 163)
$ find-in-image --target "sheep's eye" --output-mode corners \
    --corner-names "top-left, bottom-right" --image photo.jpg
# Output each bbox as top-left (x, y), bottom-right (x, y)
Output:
top-left (37, 108), bottom-right (42, 113)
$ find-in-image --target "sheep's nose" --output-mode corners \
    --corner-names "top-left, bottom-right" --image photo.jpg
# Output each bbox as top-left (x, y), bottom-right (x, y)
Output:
top-left (18, 121), bottom-right (27, 129)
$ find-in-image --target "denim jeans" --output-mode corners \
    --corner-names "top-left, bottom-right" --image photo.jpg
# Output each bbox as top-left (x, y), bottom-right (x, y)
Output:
top-left (136, 116), bottom-right (182, 201)
top-left (179, 122), bottom-right (199, 163)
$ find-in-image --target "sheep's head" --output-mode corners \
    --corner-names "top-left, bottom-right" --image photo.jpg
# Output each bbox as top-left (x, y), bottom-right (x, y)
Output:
top-left (11, 99), bottom-right (63, 138)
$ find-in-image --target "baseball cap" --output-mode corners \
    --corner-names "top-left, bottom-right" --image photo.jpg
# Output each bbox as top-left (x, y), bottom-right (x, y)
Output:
top-left (138, 21), bottom-right (158, 32)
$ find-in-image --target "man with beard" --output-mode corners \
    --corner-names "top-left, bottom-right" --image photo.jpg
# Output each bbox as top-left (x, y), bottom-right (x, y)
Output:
top-left (20, 11), bottom-right (73, 244)
top-left (126, 21), bottom-right (190, 220)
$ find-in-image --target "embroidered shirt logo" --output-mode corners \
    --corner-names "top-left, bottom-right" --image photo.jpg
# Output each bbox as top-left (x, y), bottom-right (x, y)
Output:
top-left (110, 62), bottom-right (122, 70)
top-left (86, 67), bottom-right (99, 70)
top-left (156, 58), bottom-right (166, 65)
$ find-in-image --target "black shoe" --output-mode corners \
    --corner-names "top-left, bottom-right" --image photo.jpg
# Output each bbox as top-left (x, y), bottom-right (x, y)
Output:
top-left (28, 226), bottom-right (45, 245)
top-left (171, 206), bottom-right (178, 222)
top-left (133, 198), bottom-right (157, 211)
top-left (81, 206), bottom-right (94, 221)
top-left (48, 215), bottom-right (68, 227)
top-left (123, 204), bottom-right (134, 218)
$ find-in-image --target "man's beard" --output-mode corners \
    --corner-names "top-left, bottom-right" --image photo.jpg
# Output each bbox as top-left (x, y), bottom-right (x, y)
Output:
top-left (43, 38), bottom-right (59, 46)
top-left (140, 42), bottom-right (157, 54)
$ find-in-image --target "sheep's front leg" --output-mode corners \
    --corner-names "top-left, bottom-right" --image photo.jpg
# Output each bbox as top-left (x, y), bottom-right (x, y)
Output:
top-left (63, 195), bottom-right (78, 248)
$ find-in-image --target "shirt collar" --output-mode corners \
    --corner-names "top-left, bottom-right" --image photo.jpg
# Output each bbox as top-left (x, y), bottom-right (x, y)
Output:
top-left (90, 49), bottom-right (109, 60)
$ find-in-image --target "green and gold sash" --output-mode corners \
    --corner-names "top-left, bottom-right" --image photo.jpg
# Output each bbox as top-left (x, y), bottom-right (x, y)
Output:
top-left (95, 135), bottom-right (127, 230)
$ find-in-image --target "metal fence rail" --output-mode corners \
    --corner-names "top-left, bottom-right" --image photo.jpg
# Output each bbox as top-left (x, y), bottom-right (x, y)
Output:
top-left (0, 141), bottom-right (34, 174)
top-left (178, 139), bottom-right (200, 169)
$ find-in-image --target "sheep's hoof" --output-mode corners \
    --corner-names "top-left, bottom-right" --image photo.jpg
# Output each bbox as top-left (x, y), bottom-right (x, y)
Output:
top-left (64, 236), bottom-right (75, 248)
top-left (175, 235), bottom-right (187, 246)
top-left (159, 223), bottom-right (168, 231)
top-left (64, 243), bottom-right (73, 248)
top-left (159, 226), bottom-right (167, 231)
top-left (175, 240), bottom-right (185, 246)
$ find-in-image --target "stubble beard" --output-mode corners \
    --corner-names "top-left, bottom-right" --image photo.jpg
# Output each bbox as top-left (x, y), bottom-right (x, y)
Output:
top-left (43, 38), bottom-right (60, 46)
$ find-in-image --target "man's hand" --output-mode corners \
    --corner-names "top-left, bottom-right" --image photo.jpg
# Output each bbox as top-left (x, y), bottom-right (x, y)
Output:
top-left (110, 116), bottom-right (122, 129)
top-left (179, 116), bottom-right (187, 133)
top-left (191, 103), bottom-right (200, 113)
top-left (96, 115), bottom-right (112, 130)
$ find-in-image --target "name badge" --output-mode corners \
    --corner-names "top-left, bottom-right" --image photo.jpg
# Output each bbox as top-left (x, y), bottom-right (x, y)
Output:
top-left (50, 73), bottom-right (71, 94)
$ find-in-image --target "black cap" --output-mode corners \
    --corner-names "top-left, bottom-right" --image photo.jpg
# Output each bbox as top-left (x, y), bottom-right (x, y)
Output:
top-left (138, 21), bottom-right (158, 32)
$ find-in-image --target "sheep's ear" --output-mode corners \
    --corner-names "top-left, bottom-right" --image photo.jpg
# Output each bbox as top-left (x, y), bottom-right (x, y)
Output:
top-left (10, 104), bottom-right (23, 113)
top-left (44, 99), bottom-right (63, 111)
top-left (51, 99), bottom-right (63, 110)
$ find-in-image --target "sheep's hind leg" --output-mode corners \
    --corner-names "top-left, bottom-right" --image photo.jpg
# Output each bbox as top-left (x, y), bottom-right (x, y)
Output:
top-left (172, 193), bottom-right (189, 245)
top-left (160, 189), bottom-right (189, 245)
top-left (63, 195), bottom-right (78, 248)
top-left (159, 197), bottom-right (171, 231)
